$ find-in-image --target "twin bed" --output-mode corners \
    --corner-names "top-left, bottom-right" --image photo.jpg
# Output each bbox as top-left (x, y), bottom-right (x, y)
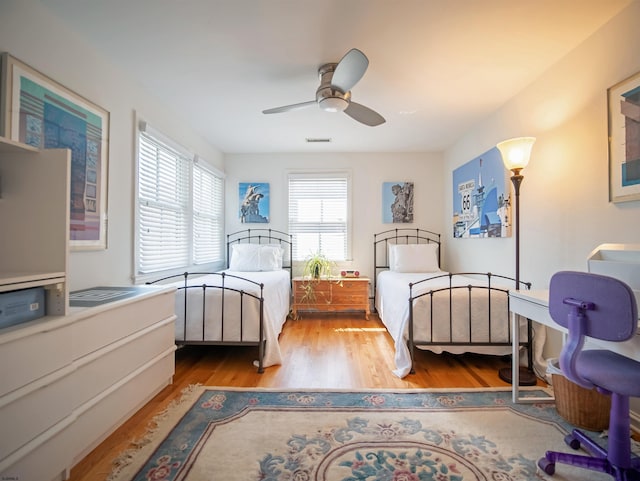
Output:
top-left (147, 227), bottom-right (532, 379)
top-left (147, 229), bottom-right (292, 372)
top-left (373, 228), bottom-right (532, 378)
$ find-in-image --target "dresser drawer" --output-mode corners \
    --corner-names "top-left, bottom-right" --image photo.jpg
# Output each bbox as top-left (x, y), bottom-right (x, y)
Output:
top-left (292, 277), bottom-right (370, 319)
top-left (0, 415), bottom-right (74, 481)
top-left (71, 317), bottom-right (175, 410)
top-left (68, 348), bottom-right (175, 464)
top-left (335, 281), bottom-right (368, 293)
top-left (331, 293), bottom-right (368, 305)
top-left (293, 281), bottom-right (331, 302)
top-left (0, 363), bottom-right (75, 460)
top-left (71, 288), bottom-right (175, 359)
top-left (0, 319), bottom-right (72, 397)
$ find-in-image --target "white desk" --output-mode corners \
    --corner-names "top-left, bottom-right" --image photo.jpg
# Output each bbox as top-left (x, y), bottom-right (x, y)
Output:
top-left (510, 289), bottom-right (640, 403)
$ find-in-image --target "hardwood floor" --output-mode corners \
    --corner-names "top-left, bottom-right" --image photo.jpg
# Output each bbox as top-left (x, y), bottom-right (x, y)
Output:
top-left (68, 313), bottom-right (545, 481)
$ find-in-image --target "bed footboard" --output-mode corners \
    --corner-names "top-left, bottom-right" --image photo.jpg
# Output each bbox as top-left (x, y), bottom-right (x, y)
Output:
top-left (408, 272), bottom-right (532, 374)
top-left (148, 271), bottom-right (267, 373)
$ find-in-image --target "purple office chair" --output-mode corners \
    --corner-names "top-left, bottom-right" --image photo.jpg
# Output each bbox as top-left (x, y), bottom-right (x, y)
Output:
top-left (538, 271), bottom-right (640, 480)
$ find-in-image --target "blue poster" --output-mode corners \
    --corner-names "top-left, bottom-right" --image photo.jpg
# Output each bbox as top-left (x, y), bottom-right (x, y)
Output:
top-left (452, 147), bottom-right (510, 238)
top-left (239, 182), bottom-right (270, 223)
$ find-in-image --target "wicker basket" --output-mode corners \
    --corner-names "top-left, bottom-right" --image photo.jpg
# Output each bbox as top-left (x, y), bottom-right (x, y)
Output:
top-left (552, 373), bottom-right (611, 431)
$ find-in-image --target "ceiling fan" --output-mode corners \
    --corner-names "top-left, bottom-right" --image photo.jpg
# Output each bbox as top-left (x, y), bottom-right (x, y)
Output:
top-left (262, 48), bottom-right (385, 127)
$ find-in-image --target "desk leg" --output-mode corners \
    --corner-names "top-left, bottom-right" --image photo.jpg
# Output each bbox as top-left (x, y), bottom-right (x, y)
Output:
top-left (512, 313), bottom-right (555, 404)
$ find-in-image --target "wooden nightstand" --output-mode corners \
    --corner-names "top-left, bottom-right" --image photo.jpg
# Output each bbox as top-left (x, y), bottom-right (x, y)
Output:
top-left (292, 276), bottom-right (370, 319)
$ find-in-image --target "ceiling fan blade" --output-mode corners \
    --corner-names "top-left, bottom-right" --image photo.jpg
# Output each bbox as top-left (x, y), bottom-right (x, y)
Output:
top-left (344, 102), bottom-right (385, 126)
top-left (331, 48), bottom-right (369, 93)
top-left (262, 100), bottom-right (316, 114)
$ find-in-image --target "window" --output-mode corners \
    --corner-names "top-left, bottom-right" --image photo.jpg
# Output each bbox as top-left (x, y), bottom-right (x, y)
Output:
top-left (288, 171), bottom-right (351, 261)
top-left (136, 123), bottom-right (224, 278)
top-left (193, 159), bottom-right (225, 264)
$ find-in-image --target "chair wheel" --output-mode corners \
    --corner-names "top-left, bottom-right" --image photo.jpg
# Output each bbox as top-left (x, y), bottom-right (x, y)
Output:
top-left (538, 458), bottom-right (555, 475)
top-left (564, 434), bottom-right (581, 450)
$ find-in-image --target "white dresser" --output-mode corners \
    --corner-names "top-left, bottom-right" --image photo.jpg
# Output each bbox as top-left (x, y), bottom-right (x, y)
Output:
top-left (0, 137), bottom-right (177, 480)
top-left (0, 285), bottom-right (177, 481)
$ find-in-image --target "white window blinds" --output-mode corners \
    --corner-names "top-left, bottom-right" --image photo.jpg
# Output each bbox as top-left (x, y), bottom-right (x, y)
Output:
top-left (137, 125), bottom-right (224, 275)
top-left (193, 159), bottom-right (224, 264)
top-left (138, 133), bottom-right (190, 272)
top-left (288, 172), bottom-right (350, 261)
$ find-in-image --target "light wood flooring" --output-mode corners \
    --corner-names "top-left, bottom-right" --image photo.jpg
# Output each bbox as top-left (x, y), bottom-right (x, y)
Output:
top-left (68, 312), bottom-right (546, 481)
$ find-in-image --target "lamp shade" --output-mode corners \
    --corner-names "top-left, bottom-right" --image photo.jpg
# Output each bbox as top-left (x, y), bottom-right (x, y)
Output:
top-left (496, 137), bottom-right (536, 172)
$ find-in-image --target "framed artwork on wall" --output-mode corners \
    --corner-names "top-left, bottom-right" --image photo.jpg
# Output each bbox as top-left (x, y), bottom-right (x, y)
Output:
top-left (239, 182), bottom-right (270, 223)
top-left (608, 70), bottom-right (640, 203)
top-left (452, 147), bottom-right (510, 238)
top-left (0, 53), bottom-right (110, 250)
top-left (382, 182), bottom-right (413, 223)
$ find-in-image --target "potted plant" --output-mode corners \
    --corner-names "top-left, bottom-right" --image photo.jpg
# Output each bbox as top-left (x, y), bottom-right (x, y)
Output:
top-left (293, 252), bottom-right (337, 312)
top-left (303, 251), bottom-right (333, 280)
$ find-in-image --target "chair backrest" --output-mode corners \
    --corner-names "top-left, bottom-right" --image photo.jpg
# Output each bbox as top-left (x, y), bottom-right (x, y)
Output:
top-left (549, 271), bottom-right (638, 342)
top-left (549, 271), bottom-right (638, 389)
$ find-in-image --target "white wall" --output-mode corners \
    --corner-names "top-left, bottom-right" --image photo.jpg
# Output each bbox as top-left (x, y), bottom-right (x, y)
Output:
top-left (0, 0), bottom-right (224, 291)
top-left (224, 152), bottom-right (444, 281)
top-left (443, 0), bottom-right (640, 358)
top-left (2, 0), bottom-right (637, 324)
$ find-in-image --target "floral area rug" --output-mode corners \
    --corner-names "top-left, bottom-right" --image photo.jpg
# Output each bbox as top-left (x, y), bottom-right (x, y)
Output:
top-left (108, 387), bottom-right (615, 481)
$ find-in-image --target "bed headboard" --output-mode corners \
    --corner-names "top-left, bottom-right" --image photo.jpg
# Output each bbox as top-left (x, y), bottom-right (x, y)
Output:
top-left (373, 228), bottom-right (441, 294)
top-left (226, 228), bottom-right (293, 279)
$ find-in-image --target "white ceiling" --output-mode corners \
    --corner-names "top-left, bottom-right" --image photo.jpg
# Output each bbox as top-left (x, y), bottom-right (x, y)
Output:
top-left (38, 0), bottom-right (632, 154)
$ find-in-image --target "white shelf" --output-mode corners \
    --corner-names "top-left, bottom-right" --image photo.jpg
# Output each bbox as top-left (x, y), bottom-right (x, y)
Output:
top-left (0, 137), bottom-right (39, 154)
top-left (0, 272), bottom-right (66, 292)
top-left (0, 138), bottom-right (70, 318)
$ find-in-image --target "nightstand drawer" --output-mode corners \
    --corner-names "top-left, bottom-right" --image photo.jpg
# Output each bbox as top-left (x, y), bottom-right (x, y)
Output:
top-left (331, 293), bottom-right (368, 304)
top-left (336, 281), bottom-right (367, 291)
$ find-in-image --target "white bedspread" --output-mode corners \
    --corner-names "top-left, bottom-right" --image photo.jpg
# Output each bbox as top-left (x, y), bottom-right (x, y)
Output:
top-left (169, 270), bottom-right (290, 368)
top-left (375, 270), bottom-right (518, 378)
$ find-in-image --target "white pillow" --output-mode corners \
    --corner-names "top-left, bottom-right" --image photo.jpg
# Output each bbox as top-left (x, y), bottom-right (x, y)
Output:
top-left (258, 244), bottom-right (283, 271)
top-left (230, 244), bottom-right (261, 271)
top-left (229, 244), bottom-right (283, 271)
top-left (389, 243), bottom-right (439, 273)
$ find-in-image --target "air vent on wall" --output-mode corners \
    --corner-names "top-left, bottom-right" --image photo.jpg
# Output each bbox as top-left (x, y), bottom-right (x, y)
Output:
top-left (306, 138), bottom-right (332, 143)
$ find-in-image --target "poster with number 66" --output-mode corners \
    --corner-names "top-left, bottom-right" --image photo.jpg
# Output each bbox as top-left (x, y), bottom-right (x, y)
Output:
top-left (452, 147), bottom-right (511, 239)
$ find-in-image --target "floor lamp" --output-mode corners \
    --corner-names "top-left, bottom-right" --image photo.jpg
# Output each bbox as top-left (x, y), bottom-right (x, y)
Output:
top-left (496, 137), bottom-right (537, 386)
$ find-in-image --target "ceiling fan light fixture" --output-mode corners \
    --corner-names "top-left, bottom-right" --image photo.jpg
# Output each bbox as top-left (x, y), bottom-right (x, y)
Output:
top-left (263, 48), bottom-right (384, 126)
top-left (319, 96), bottom-right (348, 113)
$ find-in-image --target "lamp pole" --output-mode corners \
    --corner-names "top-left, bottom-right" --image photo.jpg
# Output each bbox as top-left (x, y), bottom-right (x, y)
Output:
top-left (496, 137), bottom-right (536, 386)
top-left (511, 171), bottom-right (523, 289)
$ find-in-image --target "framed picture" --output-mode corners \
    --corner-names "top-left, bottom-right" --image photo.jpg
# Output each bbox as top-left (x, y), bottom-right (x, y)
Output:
top-left (452, 147), bottom-right (511, 238)
top-left (239, 182), bottom-right (270, 223)
top-left (608, 70), bottom-right (640, 203)
top-left (0, 53), bottom-right (109, 250)
top-left (382, 182), bottom-right (413, 223)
